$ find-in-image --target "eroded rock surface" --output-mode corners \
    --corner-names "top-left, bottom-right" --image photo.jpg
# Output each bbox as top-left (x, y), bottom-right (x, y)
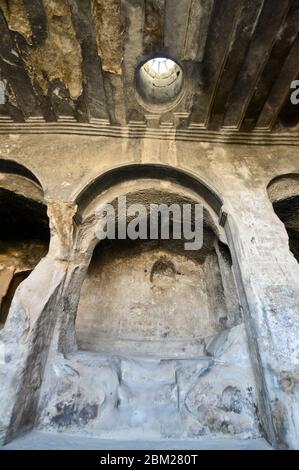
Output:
top-left (38, 324), bottom-right (260, 439)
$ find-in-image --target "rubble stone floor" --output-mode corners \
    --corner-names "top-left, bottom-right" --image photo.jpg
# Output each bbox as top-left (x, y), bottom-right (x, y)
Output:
top-left (1, 431), bottom-right (272, 450)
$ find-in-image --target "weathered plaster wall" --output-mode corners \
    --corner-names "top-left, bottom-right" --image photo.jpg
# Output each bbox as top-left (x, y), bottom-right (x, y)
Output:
top-left (0, 134), bottom-right (298, 202)
top-left (0, 133), bottom-right (298, 448)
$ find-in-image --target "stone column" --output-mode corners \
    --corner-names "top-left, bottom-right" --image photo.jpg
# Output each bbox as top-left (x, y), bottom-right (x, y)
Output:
top-left (225, 187), bottom-right (299, 449)
top-left (0, 200), bottom-right (77, 444)
top-left (53, 215), bottom-right (100, 355)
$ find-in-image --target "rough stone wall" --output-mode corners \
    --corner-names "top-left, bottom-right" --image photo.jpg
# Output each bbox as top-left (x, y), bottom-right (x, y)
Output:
top-left (0, 134), bottom-right (298, 448)
top-left (38, 324), bottom-right (260, 440)
top-left (76, 238), bottom-right (240, 356)
top-left (0, 240), bottom-right (47, 326)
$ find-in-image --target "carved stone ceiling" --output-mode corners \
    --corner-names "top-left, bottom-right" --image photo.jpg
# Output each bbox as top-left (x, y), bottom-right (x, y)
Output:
top-left (0, 0), bottom-right (298, 134)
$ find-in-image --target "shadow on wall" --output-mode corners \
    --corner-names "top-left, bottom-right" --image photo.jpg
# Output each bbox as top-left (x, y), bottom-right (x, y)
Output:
top-left (0, 160), bottom-right (50, 328)
top-left (267, 173), bottom-right (299, 263)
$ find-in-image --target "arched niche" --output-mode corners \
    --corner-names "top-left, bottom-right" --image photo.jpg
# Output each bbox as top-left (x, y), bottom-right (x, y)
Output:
top-left (267, 173), bottom-right (299, 262)
top-left (74, 173), bottom-right (240, 357)
top-left (40, 165), bottom-right (260, 441)
top-left (0, 159), bottom-right (50, 327)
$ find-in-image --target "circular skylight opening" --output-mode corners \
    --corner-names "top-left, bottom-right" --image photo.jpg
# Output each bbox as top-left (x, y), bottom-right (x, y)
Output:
top-left (137, 57), bottom-right (183, 106)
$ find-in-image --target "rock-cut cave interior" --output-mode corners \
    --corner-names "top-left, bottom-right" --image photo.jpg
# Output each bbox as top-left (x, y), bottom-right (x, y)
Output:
top-left (0, 0), bottom-right (299, 451)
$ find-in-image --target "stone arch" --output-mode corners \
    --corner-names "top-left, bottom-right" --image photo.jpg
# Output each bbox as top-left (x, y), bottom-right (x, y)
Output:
top-left (23, 161), bottom-right (270, 444)
top-left (74, 181), bottom-right (239, 356)
top-left (57, 170), bottom-right (227, 355)
top-left (0, 159), bottom-right (44, 186)
top-left (75, 163), bottom-right (224, 219)
top-left (41, 164), bottom-right (263, 441)
top-left (0, 158), bottom-right (50, 327)
top-left (73, 163), bottom-right (226, 259)
top-left (68, 165), bottom-right (234, 355)
top-left (267, 173), bottom-right (299, 262)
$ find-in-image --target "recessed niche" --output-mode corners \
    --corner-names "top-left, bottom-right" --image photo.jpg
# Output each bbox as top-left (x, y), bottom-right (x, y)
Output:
top-left (75, 234), bottom-right (240, 358)
top-left (0, 174), bottom-right (49, 328)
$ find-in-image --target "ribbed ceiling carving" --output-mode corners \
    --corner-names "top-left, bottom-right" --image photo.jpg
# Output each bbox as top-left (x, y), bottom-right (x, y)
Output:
top-left (0, 0), bottom-right (298, 132)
